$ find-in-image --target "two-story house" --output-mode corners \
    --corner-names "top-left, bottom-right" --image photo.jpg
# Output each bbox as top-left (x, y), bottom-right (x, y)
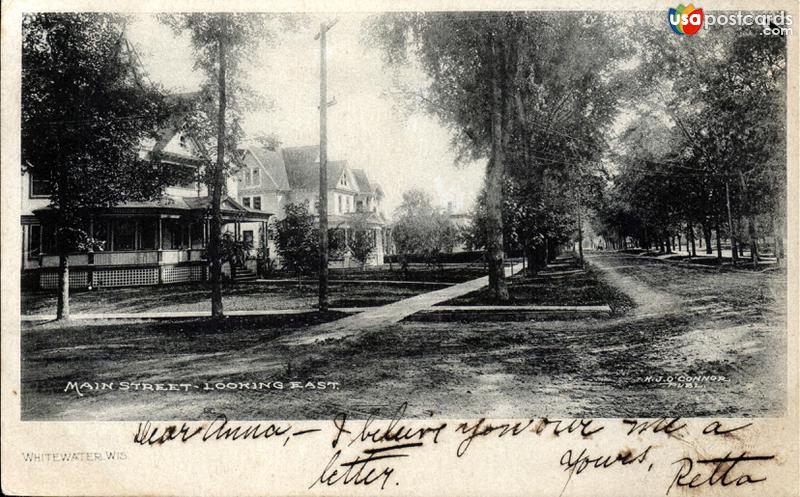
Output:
top-left (21, 107), bottom-right (272, 290)
top-left (237, 144), bottom-right (387, 267)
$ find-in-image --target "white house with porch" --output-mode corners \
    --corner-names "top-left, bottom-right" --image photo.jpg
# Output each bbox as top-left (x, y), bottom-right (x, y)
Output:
top-left (21, 112), bottom-right (272, 290)
top-left (236, 144), bottom-right (388, 267)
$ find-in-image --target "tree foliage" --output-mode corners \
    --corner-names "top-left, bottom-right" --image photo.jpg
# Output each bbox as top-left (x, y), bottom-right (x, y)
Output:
top-left (22, 13), bottom-right (177, 319)
top-left (594, 22), bottom-right (786, 262)
top-left (392, 189), bottom-right (458, 270)
top-left (369, 12), bottom-right (629, 289)
top-left (271, 202), bottom-right (346, 275)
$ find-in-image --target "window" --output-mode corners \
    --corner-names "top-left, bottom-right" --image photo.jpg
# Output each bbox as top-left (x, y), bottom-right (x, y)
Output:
top-left (28, 225), bottom-right (41, 259)
top-left (347, 196), bottom-right (353, 212)
top-left (162, 219), bottom-right (183, 250)
top-left (140, 220), bottom-right (158, 250)
top-left (338, 195), bottom-right (343, 214)
top-left (242, 197), bottom-right (251, 208)
top-left (244, 167), bottom-right (260, 187)
top-left (115, 220), bottom-right (136, 251)
top-left (253, 196), bottom-right (261, 210)
top-left (243, 230), bottom-right (254, 245)
top-left (190, 222), bottom-right (205, 249)
top-left (30, 171), bottom-right (51, 197)
top-left (42, 224), bottom-right (57, 254)
top-left (356, 200), bottom-right (364, 212)
top-left (93, 220), bottom-right (109, 250)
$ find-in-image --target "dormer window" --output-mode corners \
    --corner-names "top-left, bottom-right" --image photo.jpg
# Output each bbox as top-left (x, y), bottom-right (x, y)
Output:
top-left (244, 167), bottom-right (260, 187)
top-left (339, 174), bottom-right (348, 188)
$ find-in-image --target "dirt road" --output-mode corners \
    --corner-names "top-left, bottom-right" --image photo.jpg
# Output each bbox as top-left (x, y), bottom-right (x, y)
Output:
top-left (21, 251), bottom-right (786, 419)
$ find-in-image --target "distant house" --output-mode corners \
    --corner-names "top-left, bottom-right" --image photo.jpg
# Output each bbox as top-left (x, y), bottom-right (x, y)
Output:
top-left (20, 105), bottom-right (271, 290)
top-left (447, 202), bottom-right (472, 253)
top-left (236, 145), bottom-right (388, 266)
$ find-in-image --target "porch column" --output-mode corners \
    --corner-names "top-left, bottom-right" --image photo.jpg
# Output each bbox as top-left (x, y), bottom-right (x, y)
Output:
top-left (157, 217), bottom-right (164, 284)
top-left (87, 219), bottom-right (95, 288)
top-left (203, 219), bottom-right (209, 281)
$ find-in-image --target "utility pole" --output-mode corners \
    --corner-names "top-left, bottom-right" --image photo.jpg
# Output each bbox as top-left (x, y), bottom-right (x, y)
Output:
top-left (725, 181), bottom-right (738, 265)
top-left (316, 19), bottom-right (337, 312)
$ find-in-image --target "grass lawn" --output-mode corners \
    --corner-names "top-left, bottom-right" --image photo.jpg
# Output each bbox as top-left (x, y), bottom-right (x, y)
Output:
top-left (21, 280), bottom-right (449, 315)
top-left (270, 263), bottom-right (488, 283)
top-left (437, 256), bottom-right (635, 314)
top-left (19, 251), bottom-right (785, 419)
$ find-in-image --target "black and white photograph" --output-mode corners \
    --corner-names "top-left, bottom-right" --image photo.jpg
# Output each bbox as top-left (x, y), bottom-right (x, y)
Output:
top-left (15, 7), bottom-right (790, 421)
top-left (3, 3), bottom-right (798, 495)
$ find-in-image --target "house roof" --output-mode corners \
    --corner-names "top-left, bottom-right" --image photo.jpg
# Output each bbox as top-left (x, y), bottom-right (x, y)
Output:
top-left (244, 144), bottom-right (384, 196)
top-left (248, 146), bottom-right (290, 190)
top-left (284, 157), bottom-right (347, 191)
top-left (33, 194), bottom-right (272, 221)
top-left (282, 145), bottom-right (319, 167)
top-left (351, 169), bottom-right (371, 193)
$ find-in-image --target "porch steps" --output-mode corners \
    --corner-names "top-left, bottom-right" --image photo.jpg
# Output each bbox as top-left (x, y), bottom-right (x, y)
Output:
top-left (231, 265), bottom-right (258, 282)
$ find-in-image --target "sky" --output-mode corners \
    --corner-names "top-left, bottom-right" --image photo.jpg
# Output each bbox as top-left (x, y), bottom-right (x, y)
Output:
top-left (126, 14), bottom-right (486, 217)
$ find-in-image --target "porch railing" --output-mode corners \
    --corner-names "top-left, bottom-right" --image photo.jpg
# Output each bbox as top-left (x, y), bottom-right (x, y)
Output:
top-left (40, 254), bottom-right (89, 267)
top-left (40, 249), bottom-right (208, 267)
top-left (93, 251), bottom-right (159, 265)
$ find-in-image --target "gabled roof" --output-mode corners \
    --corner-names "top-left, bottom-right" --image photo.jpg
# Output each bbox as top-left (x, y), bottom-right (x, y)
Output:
top-left (284, 157), bottom-right (347, 191)
top-left (146, 93), bottom-right (209, 163)
top-left (352, 168), bottom-right (384, 198)
top-left (282, 146), bottom-right (319, 168)
top-left (351, 169), bottom-right (371, 193)
top-left (246, 146), bottom-right (290, 190)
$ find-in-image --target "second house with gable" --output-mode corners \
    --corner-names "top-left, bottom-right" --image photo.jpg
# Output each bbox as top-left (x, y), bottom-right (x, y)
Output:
top-left (236, 144), bottom-right (388, 267)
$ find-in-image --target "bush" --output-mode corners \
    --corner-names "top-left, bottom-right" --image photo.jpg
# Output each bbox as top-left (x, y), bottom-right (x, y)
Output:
top-left (385, 250), bottom-right (485, 265)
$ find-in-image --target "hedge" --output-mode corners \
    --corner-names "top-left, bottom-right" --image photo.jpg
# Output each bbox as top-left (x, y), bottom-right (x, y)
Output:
top-left (384, 251), bottom-right (485, 264)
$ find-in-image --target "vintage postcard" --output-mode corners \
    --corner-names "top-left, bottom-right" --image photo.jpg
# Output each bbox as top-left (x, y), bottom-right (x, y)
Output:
top-left (1, 0), bottom-right (798, 495)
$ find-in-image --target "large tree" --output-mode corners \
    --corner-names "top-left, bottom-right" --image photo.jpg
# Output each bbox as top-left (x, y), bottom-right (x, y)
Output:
top-left (392, 189), bottom-right (458, 272)
top-left (22, 13), bottom-right (175, 320)
top-left (597, 21), bottom-right (786, 264)
top-left (161, 13), bottom-right (291, 317)
top-left (368, 12), bottom-right (627, 298)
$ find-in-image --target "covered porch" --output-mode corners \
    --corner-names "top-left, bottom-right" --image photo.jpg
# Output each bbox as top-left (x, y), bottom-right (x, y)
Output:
top-left (25, 196), bottom-right (271, 289)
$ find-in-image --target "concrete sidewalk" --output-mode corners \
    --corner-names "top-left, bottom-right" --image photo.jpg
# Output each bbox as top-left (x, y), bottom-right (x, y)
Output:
top-left (21, 307), bottom-right (368, 322)
top-left (289, 262), bottom-right (525, 344)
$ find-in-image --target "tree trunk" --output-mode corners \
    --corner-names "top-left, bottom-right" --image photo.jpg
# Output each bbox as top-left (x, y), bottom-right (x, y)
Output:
top-left (688, 220), bottom-right (696, 257)
top-left (577, 208), bottom-right (584, 266)
top-left (737, 171), bottom-right (759, 265)
top-left (715, 220), bottom-right (723, 261)
top-left (747, 215), bottom-right (759, 265)
top-left (725, 181), bottom-right (738, 263)
top-left (209, 34), bottom-right (227, 319)
top-left (485, 30), bottom-right (509, 301)
top-left (703, 223), bottom-right (713, 254)
top-left (56, 252), bottom-right (70, 320)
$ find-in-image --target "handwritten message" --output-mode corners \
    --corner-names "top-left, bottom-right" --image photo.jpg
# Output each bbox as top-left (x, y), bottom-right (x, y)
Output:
top-left (131, 403), bottom-right (779, 495)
